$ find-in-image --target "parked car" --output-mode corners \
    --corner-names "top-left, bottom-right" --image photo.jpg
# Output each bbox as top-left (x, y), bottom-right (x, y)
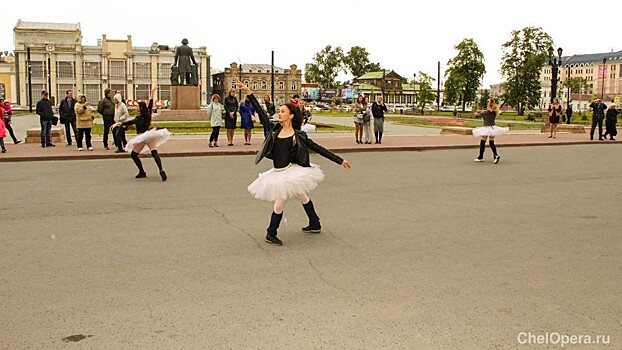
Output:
top-left (315, 103), bottom-right (330, 110)
top-left (439, 105), bottom-right (456, 112)
top-left (337, 105), bottom-right (352, 112)
top-left (393, 104), bottom-right (407, 112)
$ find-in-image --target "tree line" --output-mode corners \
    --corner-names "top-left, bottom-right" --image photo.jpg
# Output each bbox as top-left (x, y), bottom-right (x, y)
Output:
top-left (306, 26), bottom-right (580, 116)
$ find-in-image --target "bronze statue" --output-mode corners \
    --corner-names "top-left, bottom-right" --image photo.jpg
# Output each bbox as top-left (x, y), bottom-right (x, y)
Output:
top-left (173, 38), bottom-right (197, 85)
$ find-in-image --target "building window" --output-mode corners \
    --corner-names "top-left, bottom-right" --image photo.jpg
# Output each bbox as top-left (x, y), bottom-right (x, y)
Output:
top-left (57, 84), bottom-right (74, 97)
top-left (291, 82), bottom-right (297, 90)
top-left (109, 61), bottom-right (126, 79)
top-left (134, 84), bottom-right (150, 100)
top-left (110, 84), bottom-right (126, 98)
top-left (83, 84), bottom-right (101, 104)
top-left (134, 62), bottom-right (151, 79)
top-left (252, 81), bottom-right (258, 90)
top-left (231, 80), bottom-right (236, 89)
top-left (83, 62), bottom-right (101, 79)
top-left (27, 83), bottom-right (46, 105)
top-left (278, 81), bottom-right (284, 90)
top-left (158, 63), bottom-right (172, 79)
top-left (159, 85), bottom-right (171, 101)
top-left (56, 61), bottom-right (75, 79)
top-left (261, 80), bottom-right (267, 90)
top-left (30, 61), bottom-right (45, 78)
top-left (243, 80), bottom-right (249, 87)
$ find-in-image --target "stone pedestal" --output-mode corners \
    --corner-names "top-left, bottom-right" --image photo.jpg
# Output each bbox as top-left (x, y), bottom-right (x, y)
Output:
top-left (154, 109), bottom-right (208, 121)
top-left (26, 127), bottom-right (66, 143)
top-left (540, 124), bottom-right (586, 133)
top-left (440, 126), bottom-right (473, 135)
top-left (170, 86), bottom-right (200, 110)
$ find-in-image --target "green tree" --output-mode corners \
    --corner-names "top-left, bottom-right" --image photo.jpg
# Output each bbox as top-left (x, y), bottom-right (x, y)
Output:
top-left (500, 26), bottom-right (553, 115)
top-left (414, 72), bottom-right (436, 115)
top-left (444, 38), bottom-right (486, 111)
top-left (479, 89), bottom-right (491, 109)
top-left (343, 46), bottom-right (381, 78)
top-left (304, 45), bottom-right (345, 88)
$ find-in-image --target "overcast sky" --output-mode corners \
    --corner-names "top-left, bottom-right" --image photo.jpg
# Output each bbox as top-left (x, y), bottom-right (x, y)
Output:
top-left (1, 0), bottom-right (619, 87)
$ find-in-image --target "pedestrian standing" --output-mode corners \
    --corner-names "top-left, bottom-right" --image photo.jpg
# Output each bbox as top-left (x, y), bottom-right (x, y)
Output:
top-left (36, 90), bottom-right (55, 148)
top-left (547, 97), bottom-right (562, 138)
top-left (113, 94), bottom-right (129, 153)
top-left (239, 95), bottom-right (256, 145)
top-left (0, 104), bottom-right (7, 153)
top-left (589, 98), bottom-right (608, 141)
top-left (1, 99), bottom-right (21, 144)
top-left (262, 94), bottom-right (276, 137)
top-left (362, 96), bottom-right (373, 144)
top-left (224, 89), bottom-right (239, 146)
top-left (372, 96), bottom-right (388, 144)
top-left (353, 95), bottom-right (365, 144)
top-left (74, 94), bottom-right (94, 151)
top-left (207, 94), bottom-right (224, 147)
top-left (473, 98), bottom-right (508, 164)
top-left (603, 104), bottom-right (619, 141)
top-left (58, 90), bottom-right (77, 146)
top-left (97, 89), bottom-right (115, 150)
top-left (566, 104), bottom-right (573, 124)
top-left (118, 87), bottom-right (170, 181)
top-left (238, 80), bottom-right (351, 246)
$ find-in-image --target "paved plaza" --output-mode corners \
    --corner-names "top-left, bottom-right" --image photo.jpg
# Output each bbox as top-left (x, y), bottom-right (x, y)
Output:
top-left (1, 145), bottom-right (620, 349)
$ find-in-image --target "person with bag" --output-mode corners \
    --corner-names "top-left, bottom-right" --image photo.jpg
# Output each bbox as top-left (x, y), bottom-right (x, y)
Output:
top-left (74, 94), bottom-right (94, 151)
top-left (238, 80), bottom-right (351, 246)
top-left (36, 90), bottom-right (55, 148)
top-left (97, 89), bottom-right (115, 150)
top-left (603, 104), bottom-right (619, 141)
top-left (0, 99), bottom-right (21, 144)
top-left (353, 95), bottom-right (365, 144)
top-left (207, 94), bottom-right (224, 147)
top-left (547, 98), bottom-right (562, 139)
top-left (0, 103), bottom-right (7, 153)
top-left (58, 90), bottom-right (77, 146)
top-left (239, 95), bottom-right (256, 145)
top-left (113, 93), bottom-right (129, 153)
top-left (224, 89), bottom-right (239, 146)
top-left (589, 98), bottom-right (608, 141)
top-left (371, 95), bottom-right (388, 144)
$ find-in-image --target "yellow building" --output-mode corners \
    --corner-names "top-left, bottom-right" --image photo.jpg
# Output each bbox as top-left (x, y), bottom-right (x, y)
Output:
top-left (13, 20), bottom-right (212, 107)
top-left (0, 54), bottom-right (16, 102)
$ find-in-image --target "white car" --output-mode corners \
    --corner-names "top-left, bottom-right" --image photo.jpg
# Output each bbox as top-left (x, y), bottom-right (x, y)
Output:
top-left (394, 104), bottom-right (407, 112)
top-left (337, 105), bottom-right (352, 112)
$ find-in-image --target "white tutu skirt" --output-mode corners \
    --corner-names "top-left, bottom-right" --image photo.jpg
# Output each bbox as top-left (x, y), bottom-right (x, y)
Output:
top-left (248, 163), bottom-right (325, 201)
top-left (301, 123), bottom-right (316, 132)
top-left (472, 126), bottom-right (509, 137)
top-left (125, 128), bottom-right (171, 153)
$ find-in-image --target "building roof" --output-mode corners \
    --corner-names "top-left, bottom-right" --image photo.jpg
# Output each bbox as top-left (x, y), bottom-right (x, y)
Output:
top-left (562, 50), bottom-right (622, 66)
top-left (353, 83), bottom-right (380, 91)
top-left (240, 64), bottom-right (287, 73)
top-left (14, 20), bottom-right (80, 32)
top-left (355, 70), bottom-right (403, 80)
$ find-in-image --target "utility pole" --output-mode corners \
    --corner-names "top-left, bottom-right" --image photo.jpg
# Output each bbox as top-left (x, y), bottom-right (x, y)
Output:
top-left (27, 47), bottom-right (33, 112)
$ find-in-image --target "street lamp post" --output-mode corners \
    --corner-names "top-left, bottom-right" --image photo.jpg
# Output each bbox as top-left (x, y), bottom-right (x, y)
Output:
top-left (412, 73), bottom-right (416, 115)
top-left (548, 46), bottom-right (563, 103)
top-left (566, 65), bottom-right (572, 124)
top-left (601, 57), bottom-right (607, 100)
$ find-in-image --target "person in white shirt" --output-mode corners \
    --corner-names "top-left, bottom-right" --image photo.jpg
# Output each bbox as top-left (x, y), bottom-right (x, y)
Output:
top-left (113, 94), bottom-right (129, 153)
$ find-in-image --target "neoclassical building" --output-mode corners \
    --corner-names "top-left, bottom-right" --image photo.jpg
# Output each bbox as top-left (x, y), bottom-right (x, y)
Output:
top-left (540, 50), bottom-right (622, 111)
top-left (212, 63), bottom-right (301, 105)
top-left (12, 20), bottom-right (212, 107)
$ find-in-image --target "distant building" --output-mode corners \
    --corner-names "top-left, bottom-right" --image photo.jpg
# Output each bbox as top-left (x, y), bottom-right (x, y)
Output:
top-left (353, 70), bottom-right (420, 106)
top-left (211, 63), bottom-right (301, 105)
top-left (0, 53), bottom-right (16, 102)
top-left (540, 50), bottom-right (622, 110)
top-left (12, 20), bottom-right (212, 107)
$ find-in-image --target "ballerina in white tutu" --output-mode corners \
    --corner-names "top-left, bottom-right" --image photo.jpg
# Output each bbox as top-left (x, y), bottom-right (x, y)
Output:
top-left (473, 98), bottom-right (508, 164)
top-left (116, 86), bottom-right (170, 181)
top-left (237, 81), bottom-right (351, 246)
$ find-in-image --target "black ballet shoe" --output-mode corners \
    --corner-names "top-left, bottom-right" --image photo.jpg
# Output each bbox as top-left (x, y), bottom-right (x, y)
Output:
top-left (135, 172), bottom-right (147, 178)
top-left (160, 170), bottom-right (167, 181)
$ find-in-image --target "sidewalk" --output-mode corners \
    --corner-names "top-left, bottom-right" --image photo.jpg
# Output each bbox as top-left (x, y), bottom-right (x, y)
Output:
top-left (0, 131), bottom-right (616, 162)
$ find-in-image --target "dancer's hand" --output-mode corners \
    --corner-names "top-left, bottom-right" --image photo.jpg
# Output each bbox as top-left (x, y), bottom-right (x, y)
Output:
top-left (341, 160), bottom-right (351, 169)
top-left (235, 80), bottom-right (251, 94)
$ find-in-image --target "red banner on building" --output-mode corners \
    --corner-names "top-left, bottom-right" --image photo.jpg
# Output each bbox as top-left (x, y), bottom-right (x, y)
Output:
top-left (598, 65), bottom-right (607, 79)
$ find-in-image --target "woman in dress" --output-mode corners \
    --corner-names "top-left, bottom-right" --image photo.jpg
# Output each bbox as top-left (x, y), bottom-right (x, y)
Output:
top-left (362, 96), bottom-right (373, 144)
top-left (239, 96), bottom-right (256, 145)
top-left (238, 80), bottom-right (351, 246)
top-left (117, 87), bottom-right (170, 181)
top-left (473, 98), bottom-right (508, 164)
top-left (353, 95), bottom-right (365, 144)
top-left (207, 94), bottom-right (224, 147)
top-left (547, 98), bottom-right (562, 138)
top-left (224, 89), bottom-right (239, 146)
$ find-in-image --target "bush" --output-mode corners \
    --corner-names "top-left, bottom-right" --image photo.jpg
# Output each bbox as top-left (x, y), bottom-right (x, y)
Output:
top-left (526, 112), bottom-right (544, 122)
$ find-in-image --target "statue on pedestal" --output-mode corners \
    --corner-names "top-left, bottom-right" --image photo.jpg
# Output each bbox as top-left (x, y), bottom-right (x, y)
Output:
top-left (172, 38), bottom-right (197, 86)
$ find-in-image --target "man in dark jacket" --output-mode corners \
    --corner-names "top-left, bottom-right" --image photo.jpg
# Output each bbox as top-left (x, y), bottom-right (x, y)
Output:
top-left (36, 90), bottom-right (55, 148)
top-left (589, 98), bottom-right (608, 140)
top-left (97, 89), bottom-right (115, 149)
top-left (58, 90), bottom-right (77, 146)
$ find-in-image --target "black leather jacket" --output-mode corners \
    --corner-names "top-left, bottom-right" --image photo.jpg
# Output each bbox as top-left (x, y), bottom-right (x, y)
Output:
top-left (247, 93), bottom-right (344, 167)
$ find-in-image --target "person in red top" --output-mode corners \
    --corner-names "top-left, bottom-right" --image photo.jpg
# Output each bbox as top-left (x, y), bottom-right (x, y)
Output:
top-left (0, 104), bottom-right (7, 152)
top-left (0, 99), bottom-right (21, 144)
top-left (547, 98), bottom-right (562, 138)
top-left (289, 94), bottom-right (300, 106)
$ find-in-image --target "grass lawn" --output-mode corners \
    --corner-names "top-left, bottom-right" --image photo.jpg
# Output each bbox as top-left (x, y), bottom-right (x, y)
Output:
top-left (386, 116), bottom-right (543, 130)
top-left (90, 121), bottom-right (354, 135)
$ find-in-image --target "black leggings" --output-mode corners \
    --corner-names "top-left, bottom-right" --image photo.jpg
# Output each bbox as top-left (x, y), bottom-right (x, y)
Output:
top-left (209, 126), bottom-right (221, 142)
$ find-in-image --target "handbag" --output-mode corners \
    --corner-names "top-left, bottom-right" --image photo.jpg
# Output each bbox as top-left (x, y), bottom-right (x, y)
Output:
top-left (51, 116), bottom-right (59, 125)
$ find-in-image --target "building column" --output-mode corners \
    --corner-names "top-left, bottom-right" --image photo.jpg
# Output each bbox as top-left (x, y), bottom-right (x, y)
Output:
top-left (151, 54), bottom-right (158, 98)
top-left (49, 52), bottom-right (57, 104)
top-left (75, 52), bottom-right (83, 95)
